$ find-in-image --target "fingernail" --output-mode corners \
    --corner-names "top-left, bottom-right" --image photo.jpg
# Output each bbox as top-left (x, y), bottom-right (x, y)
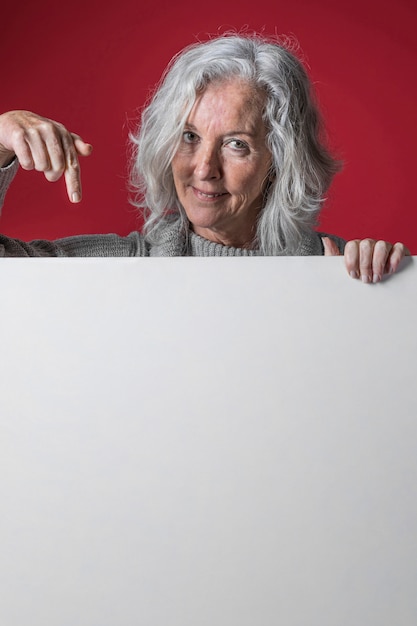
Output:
top-left (72, 192), bottom-right (81, 203)
top-left (373, 274), bottom-right (381, 283)
top-left (361, 274), bottom-right (370, 284)
top-left (350, 271), bottom-right (358, 279)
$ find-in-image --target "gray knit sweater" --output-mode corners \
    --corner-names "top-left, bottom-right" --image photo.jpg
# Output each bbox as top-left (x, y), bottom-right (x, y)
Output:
top-left (0, 160), bottom-right (345, 257)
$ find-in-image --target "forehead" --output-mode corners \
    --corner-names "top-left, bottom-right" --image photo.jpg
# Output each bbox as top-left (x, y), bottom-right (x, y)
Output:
top-left (188, 78), bottom-right (266, 129)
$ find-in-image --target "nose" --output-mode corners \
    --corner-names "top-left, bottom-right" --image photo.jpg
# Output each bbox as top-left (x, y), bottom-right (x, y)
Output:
top-left (194, 145), bottom-right (222, 180)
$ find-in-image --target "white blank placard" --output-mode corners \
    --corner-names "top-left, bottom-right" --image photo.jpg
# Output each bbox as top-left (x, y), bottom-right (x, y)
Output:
top-left (0, 256), bottom-right (416, 626)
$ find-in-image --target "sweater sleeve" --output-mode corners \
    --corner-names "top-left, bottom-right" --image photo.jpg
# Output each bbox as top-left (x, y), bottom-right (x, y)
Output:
top-left (0, 231), bottom-right (149, 257)
top-left (0, 158), bottom-right (19, 211)
top-left (0, 159), bottom-right (149, 257)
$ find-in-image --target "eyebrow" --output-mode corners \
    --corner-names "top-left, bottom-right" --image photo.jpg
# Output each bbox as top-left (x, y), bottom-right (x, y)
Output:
top-left (184, 123), bottom-right (257, 138)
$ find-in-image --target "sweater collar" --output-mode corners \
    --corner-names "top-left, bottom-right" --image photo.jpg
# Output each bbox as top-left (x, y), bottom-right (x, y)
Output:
top-left (148, 219), bottom-right (323, 257)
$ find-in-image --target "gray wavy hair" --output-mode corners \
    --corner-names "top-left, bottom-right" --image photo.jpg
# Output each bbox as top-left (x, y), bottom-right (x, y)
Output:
top-left (130, 33), bottom-right (341, 254)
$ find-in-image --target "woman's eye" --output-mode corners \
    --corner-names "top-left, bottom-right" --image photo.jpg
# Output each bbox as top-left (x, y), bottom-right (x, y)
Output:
top-left (227, 139), bottom-right (248, 151)
top-left (183, 131), bottom-right (198, 143)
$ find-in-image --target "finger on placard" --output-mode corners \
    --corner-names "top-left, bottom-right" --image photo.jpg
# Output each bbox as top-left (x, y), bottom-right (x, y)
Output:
top-left (387, 242), bottom-right (408, 274)
top-left (344, 240), bottom-right (360, 279)
top-left (322, 236), bottom-right (341, 256)
top-left (358, 239), bottom-right (375, 284)
top-left (372, 240), bottom-right (392, 283)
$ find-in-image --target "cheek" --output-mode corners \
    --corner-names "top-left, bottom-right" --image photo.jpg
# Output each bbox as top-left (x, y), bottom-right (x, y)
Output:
top-left (235, 169), bottom-right (268, 199)
top-left (228, 162), bottom-right (254, 189)
top-left (251, 160), bottom-right (272, 197)
top-left (231, 152), bottom-right (270, 189)
top-left (171, 153), bottom-right (189, 179)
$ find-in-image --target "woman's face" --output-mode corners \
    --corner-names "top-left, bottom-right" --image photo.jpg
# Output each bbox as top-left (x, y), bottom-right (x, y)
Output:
top-left (171, 78), bottom-right (272, 248)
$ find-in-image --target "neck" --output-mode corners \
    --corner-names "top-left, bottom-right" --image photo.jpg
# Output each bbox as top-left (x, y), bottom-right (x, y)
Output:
top-left (191, 225), bottom-right (256, 250)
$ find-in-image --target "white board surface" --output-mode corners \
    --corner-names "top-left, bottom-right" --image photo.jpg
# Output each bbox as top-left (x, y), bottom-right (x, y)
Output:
top-left (0, 256), bottom-right (416, 626)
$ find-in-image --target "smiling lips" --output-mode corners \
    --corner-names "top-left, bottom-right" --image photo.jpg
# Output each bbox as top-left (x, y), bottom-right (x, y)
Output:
top-left (192, 186), bottom-right (228, 200)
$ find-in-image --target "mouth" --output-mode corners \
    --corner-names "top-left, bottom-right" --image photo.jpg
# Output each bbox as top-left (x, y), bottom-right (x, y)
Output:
top-left (192, 187), bottom-right (228, 200)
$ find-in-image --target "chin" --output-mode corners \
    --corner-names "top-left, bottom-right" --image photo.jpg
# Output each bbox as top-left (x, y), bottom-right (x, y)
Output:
top-left (185, 209), bottom-right (221, 229)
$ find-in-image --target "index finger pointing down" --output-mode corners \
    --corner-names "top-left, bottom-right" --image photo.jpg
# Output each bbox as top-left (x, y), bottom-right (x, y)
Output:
top-left (62, 134), bottom-right (82, 203)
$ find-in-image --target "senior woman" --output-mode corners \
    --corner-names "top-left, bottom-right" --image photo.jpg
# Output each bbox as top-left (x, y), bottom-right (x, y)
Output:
top-left (0, 34), bottom-right (407, 280)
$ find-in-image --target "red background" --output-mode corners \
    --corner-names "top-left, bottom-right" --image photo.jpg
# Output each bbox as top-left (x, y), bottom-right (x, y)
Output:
top-left (1, 0), bottom-right (416, 251)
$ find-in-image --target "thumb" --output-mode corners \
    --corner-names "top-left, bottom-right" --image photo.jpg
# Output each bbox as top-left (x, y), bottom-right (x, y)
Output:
top-left (322, 236), bottom-right (342, 256)
top-left (71, 133), bottom-right (93, 157)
